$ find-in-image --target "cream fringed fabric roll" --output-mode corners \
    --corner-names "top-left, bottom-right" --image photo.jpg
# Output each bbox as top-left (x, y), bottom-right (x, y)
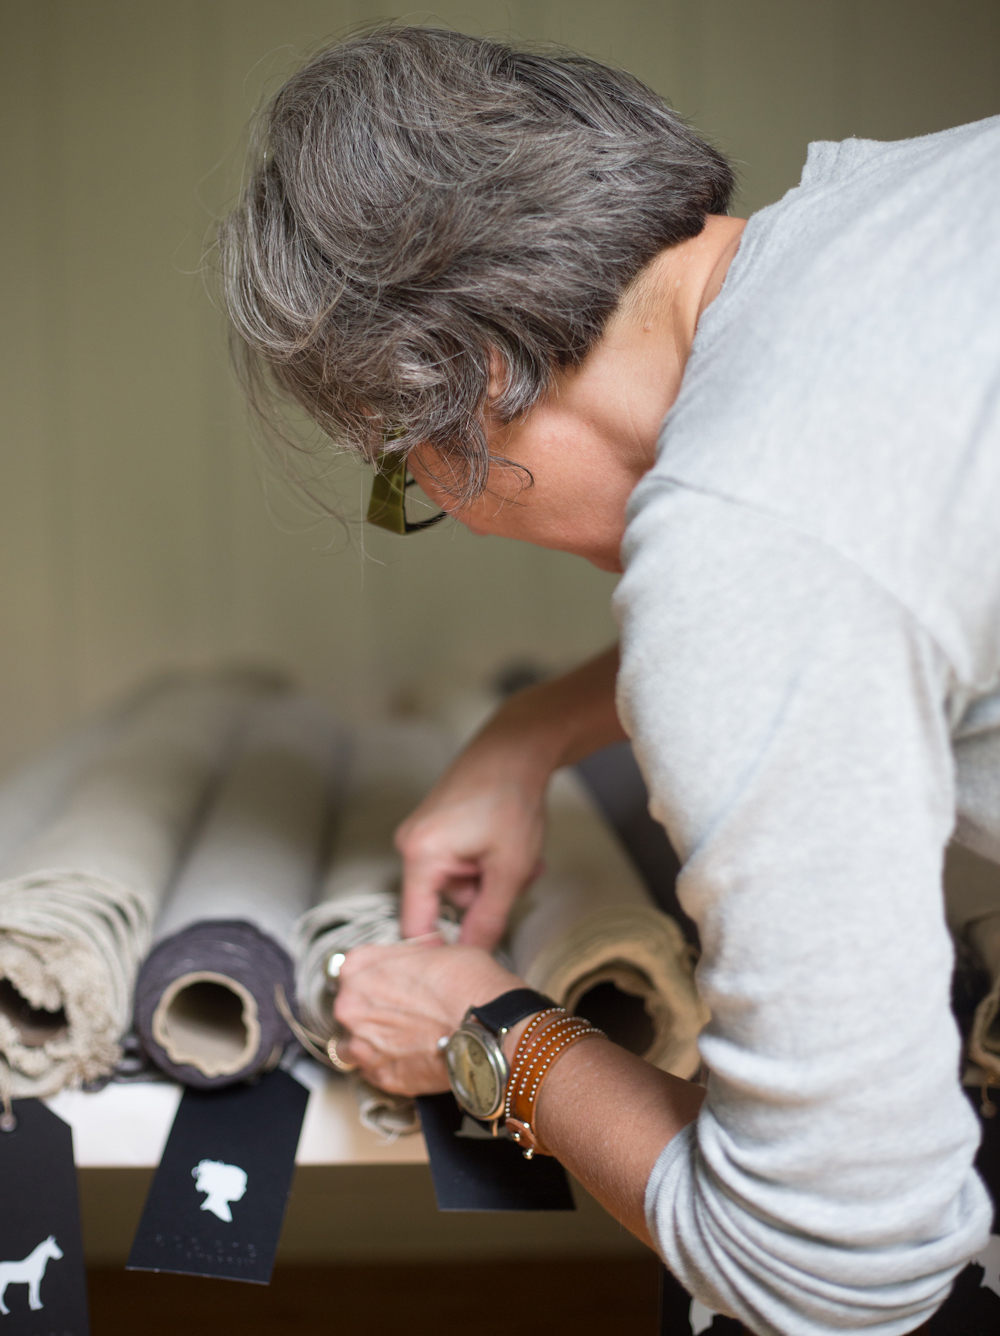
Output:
top-left (134, 694), bottom-right (347, 1088)
top-left (294, 721), bottom-right (458, 1137)
top-left (507, 769), bottom-right (708, 1079)
top-left (0, 678), bottom-right (272, 1098)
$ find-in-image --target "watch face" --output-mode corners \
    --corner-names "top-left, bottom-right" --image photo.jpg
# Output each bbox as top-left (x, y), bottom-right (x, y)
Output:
top-left (445, 1027), bottom-right (504, 1120)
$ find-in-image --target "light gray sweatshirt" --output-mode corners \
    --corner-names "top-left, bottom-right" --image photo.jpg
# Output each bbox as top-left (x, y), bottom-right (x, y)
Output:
top-left (614, 117), bottom-right (1000, 1335)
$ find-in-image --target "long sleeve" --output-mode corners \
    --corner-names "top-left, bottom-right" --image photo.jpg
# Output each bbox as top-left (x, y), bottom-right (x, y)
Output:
top-left (614, 485), bottom-right (993, 1336)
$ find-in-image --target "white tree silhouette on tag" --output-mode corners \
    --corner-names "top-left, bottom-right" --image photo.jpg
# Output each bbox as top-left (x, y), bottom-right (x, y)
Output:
top-left (0, 1236), bottom-right (63, 1314)
top-left (192, 1160), bottom-right (248, 1223)
top-left (973, 1234), bottom-right (1000, 1299)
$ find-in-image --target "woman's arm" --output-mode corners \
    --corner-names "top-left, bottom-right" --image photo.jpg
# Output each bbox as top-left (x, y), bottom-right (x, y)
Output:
top-left (501, 1012), bottom-right (705, 1242)
top-left (397, 644), bottom-right (626, 947)
top-left (333, 939), bottom-right (703, 1244)
top-left (614, 488), bottom-right (991, 1334)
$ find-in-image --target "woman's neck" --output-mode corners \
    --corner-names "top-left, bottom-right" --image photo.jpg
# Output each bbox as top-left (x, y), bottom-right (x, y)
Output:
top-left (594, 214), bottom-right (748, 473)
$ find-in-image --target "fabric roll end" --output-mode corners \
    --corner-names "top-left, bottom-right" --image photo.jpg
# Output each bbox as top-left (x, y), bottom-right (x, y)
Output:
top-left (151, 969), bottom-right (264, 1079)
top-left (135, 919), bottom-right (296, 1089)
top-left (522, 906), bottom-right (708, 1079)
top-left (0, 920), bottom-right (126, 1097)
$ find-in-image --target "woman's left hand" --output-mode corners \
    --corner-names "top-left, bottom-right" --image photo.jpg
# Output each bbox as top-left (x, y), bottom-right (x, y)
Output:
top-left (332, 941), bottom-right (524, 1095)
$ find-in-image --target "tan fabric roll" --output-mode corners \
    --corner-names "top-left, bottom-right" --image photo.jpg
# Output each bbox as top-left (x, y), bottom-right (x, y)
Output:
top-left (507, 769), bottom-right (708, 1079)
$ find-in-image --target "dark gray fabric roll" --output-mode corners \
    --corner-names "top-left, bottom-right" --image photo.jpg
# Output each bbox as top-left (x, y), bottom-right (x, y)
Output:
top-left (133, 919), bottom-right (295, 1088)
top-left (135, 694), bottom-right (347, 1088)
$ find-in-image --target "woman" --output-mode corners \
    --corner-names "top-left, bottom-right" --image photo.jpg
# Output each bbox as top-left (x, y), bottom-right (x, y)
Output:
top-left (221, 27), bottom-right (1000, 1334)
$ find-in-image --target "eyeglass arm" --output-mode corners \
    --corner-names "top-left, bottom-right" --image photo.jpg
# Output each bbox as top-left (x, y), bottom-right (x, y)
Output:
top-left (367, 455), bottom-right (447, 534)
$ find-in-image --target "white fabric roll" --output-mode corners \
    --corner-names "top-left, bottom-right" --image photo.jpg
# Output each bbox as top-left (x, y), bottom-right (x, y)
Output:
top-left (136, 694), bottom-right (349, 1085)
top-left (0, 677), bottom-right (269, 1097)
top-left (0, 714), bottom-right (129, 873)
top-left (295, 720), bottom-right (456, 1034)
top-left (507, 769), bottom-right (708, 1078)
top-left (152, 694), bottom-right (348, 947)
top-left (294, 720), bottom-right (458, 1136)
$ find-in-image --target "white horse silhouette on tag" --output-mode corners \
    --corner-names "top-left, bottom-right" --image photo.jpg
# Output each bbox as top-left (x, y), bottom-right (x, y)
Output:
top-left (0, 1235), bottom-right (63, 1314)
top-left (192, 1159), bottom-right (248, 1223)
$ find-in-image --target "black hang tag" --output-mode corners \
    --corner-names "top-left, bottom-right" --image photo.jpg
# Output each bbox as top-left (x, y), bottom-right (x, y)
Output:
top-left (417, 1093), bottom-right (575, 1211)
top-left (0, 1099), bottom-right (89, 1336)
top-left (126, 1069), bottom-right (308, 1283)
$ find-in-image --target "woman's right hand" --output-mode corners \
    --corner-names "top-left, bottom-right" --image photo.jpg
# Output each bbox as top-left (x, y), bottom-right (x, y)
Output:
top-left (397, 645), bottom-right (627, 950)
top-left (395, 739), bottom-right (549, 949)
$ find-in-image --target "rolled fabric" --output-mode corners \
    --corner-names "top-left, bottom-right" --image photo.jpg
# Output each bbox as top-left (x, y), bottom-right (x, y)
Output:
top-left (967, 913), bottom-right (1000, 1081)
top-left (294, 720), bottom-right (458, 1136)
top-left (135, 694), bottom-right (348, 1088)
top-left (0, 716), bottom-right (129, 873)
top-left (507, 768), bottom-right (708, 1079)
top-left (0, 677), bottom-right (268, 1098)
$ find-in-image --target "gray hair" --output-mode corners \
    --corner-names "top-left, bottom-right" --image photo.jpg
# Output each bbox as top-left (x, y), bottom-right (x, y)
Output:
top-left (219, 26), bottom-right (734, 500)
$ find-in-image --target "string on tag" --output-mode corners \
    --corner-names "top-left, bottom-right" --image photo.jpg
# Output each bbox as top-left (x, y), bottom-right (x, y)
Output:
top-left (274, 983), bottom-right (337, 1069)
top-left (0, 1054), bottom-right (16, 1132)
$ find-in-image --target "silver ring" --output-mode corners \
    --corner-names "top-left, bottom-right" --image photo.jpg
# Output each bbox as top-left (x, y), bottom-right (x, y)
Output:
top-left (436, 1035), bottom-right (450, 1053)
top-left (327, 1033), bottom-right (358, 1073)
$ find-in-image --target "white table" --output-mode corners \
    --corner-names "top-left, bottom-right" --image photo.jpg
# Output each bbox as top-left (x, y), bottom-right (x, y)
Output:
top-left (46, 1062), bottom-right (428, 1169)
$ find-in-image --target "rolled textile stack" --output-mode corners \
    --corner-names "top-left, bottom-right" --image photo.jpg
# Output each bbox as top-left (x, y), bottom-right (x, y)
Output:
top-left (135, 694), bottom-right (348, 1088)
top-left (0, 676), bottom-right (272, 1098)
top-left (507, 768), bottom-right (708, 1079)
top-left (294, 720), bottom-right (458, 1136)
top-left (0, 717), bottom-right (130, 874)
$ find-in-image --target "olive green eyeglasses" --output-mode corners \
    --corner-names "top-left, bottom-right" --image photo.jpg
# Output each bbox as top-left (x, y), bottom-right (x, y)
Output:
top-left (366, 450), bottom-right (447, 535)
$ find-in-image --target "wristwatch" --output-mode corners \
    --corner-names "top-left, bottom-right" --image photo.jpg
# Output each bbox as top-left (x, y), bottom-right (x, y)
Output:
top-left (444, 988), bottom-right (555, 1124)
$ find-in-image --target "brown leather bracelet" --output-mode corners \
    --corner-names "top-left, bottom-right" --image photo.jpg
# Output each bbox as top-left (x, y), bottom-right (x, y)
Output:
top-left (504, 1011), bottom-right (603, 1159)
top-left (505, 1016), bottom-right (600, 1158)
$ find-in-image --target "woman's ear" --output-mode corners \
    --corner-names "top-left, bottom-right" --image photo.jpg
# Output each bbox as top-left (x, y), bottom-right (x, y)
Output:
top-left (487, 348), bottom-right (509, 404)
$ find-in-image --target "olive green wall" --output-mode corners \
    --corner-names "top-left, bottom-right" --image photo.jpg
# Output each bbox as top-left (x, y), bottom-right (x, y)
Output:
top-left (1, 2), bottom-right (998, 771)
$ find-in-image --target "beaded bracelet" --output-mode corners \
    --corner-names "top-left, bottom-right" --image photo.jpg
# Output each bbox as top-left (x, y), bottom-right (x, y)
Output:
top-left (503, 1011), bottom-right (603, 1159)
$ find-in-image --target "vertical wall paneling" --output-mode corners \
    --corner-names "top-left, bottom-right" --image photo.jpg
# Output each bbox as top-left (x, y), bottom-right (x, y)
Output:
top-left (0, 1), bottom-right (997, 773)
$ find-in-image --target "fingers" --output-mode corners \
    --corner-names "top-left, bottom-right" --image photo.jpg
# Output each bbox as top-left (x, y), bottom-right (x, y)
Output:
top-left (399, 859), bottom-right (452, 939)
top-left (332, 941), bottom-right (527, 1095)
top-left (458, 854), bottom-right (542, 948)
top-left (399, 805), bottom-right (545, 945)
top-left (333, 1017), bottom-right (450, 1096)
top-left (399, 849), bottom-right (480, 939)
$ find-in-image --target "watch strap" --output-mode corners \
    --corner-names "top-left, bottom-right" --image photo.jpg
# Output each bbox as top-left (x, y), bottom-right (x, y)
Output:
top-left (471, 988), bottom-right (555, 1035)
